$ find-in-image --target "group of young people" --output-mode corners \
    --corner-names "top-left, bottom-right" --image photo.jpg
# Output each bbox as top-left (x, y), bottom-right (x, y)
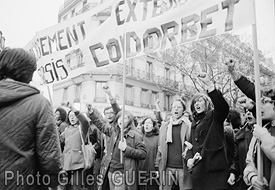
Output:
top-left (0, 48), bottom-right (274, 190)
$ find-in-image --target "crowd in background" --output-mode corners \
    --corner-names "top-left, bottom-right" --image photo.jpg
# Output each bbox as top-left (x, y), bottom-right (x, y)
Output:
top-left (0, 48), bottom-right (274, 190)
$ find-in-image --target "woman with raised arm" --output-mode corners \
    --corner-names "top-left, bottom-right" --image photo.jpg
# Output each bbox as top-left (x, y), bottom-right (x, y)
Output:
top-left (60, 102), bottom-right (90, 190)
top-left (185, 72), bottom-right (230, 190)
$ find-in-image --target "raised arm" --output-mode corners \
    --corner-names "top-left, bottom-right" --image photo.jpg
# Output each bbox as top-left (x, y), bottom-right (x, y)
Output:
top-left (225, 59), bottom-right (256, 101)
top-left (87, 107), bottom-right (113, 137)
top-left (103, 85), bottom-right (120, 115)
top-left (197, 72), bottom-right (229, 122)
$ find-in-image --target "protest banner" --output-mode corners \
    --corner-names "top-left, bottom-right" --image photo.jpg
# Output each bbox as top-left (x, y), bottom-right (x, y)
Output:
top-left (25, 0), bottom-right (255, 85)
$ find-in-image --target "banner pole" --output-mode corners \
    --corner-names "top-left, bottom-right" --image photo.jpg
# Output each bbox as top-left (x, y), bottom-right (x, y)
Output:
top-left (46, 84), bottom-right (53, 106)
top-left (252, 0), bottom-right (263, 182)
top-left (120, 4), bottom-right (127, 162)
top-left (120, 52), bottom-right (126, 163)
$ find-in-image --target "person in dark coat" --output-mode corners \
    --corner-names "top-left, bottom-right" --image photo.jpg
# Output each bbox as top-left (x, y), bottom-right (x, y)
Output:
top-left (88, 108), bottom-right (147, 190)
top-left (0, 48), bottom-right (61, 190)
top-left (185, 72), bottom-right (230, 190)
top-left (139, 116), bottom-right (160, 190)
top-left (225, 59), bottom-right (275, 190)
top-left (227, 106), bottom-right (254, 190)
top-left (55, 107), bottom-right (69, 152)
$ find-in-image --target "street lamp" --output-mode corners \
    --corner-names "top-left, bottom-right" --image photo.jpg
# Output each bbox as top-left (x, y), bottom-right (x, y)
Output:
top-left (0, 31), bottom-right (5, 53)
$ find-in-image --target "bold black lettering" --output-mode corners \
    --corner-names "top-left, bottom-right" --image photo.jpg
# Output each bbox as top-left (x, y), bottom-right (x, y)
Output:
top-left (222, 0), bottom-right (240, 32)
top-left (140, 0), bottom-right (152, 21)
top-left (115, 0), bottom-right (125, 25)
top-left (56, 59), bottom-right (68, 80)
top-left (44, 63), bottom-right (54, 84)
top-left (106, 38), bottom-right (122, 63)
top-left (77, 21), bottom-right (86, 40)
top-left (180, 14), bottom-right (199, 43)
top-left (161, 21), bottom-right (179, 50)
top-left (57, 29), bottom-right (68, 50)
top-left (40, 36), bottom-right (49, 56)
top-left (48, 33), bottom-right (59, 54)
top-left (66, 25), bottom-right (79, 48)
top-left (152, 0), bottom-right (163, 18)
top-left (126, 0), bottom-right (138, 22)
top-left (89, 43), bottom-right (109, 67)
top-left (143, 27), bottom-right (162, 54)
top-left (126, 31), bottom-right (141, 58)
top-left (199, 5), bottom-right (218, 39)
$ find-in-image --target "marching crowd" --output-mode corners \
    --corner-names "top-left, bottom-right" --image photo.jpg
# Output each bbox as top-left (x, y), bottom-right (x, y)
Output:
top-left (0, 47), bottom-right (274, 190)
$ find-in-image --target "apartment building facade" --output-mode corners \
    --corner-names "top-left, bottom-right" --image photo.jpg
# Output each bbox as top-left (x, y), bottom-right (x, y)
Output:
top-left (54, 0), bottom-right (182, 116)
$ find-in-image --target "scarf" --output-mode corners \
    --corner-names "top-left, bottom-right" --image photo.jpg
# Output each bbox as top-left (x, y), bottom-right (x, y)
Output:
top-left (166, 116), bottom-right (190, 143)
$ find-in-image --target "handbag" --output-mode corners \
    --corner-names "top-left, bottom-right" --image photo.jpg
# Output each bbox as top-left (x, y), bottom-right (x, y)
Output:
top-left (78, 126), bottom-right (96, 170)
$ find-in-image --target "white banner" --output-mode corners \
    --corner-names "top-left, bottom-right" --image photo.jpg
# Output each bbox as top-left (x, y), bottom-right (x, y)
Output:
top-left (25, 0), bottom-right (255, 85)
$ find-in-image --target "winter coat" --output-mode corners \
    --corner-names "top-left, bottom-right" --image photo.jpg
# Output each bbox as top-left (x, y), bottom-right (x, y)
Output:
top-left (155, 117), bottom-right (192, 189)
top-left (229, 124), bottom-right (252, 190)
top-left (0, 80), bottom-right (61, 190)
top-left (88, 111), bottom-right (147, 190)
top-left (61, 112), bottom-right (90, 171)
top-left (186, 89), bottom-right (230, 190)
top-left (235, 76), bottom-right (275, 189)
top-left (243, 124), bottom-right (275, 190)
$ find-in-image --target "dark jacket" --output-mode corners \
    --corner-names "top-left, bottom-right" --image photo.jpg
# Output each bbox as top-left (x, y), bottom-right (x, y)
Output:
top-left (235, 76), bottom-right (275, 189)
top-left (230, 124), bottom-right (252, 190)
top-left (155, 117), bottom-right (192, 189)
top-left (186, 89), bottom-right (229, 190)
top-left (88, 111), bottom-right (147, 190)
top-left (0, 80), bottom-right (62, 190)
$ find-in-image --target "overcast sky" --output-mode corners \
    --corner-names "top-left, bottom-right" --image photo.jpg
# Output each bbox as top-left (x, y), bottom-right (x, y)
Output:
top-left (0, 0), bottom-right (274, 59)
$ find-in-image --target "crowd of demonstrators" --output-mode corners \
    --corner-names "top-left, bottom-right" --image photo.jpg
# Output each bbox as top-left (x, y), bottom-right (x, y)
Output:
top-left (0, 48), bottom-right (61, 189)
top-left (1, 48), bottom-right (275, 190)
top-left (226, 59), bottom-right (275, 190)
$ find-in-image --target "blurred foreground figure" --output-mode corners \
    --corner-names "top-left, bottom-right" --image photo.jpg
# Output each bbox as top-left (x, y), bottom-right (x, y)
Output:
top-left (0, 48), bottom-right (61, 190)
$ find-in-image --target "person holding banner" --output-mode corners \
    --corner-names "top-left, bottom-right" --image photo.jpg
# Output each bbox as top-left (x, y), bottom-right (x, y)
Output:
top-left (185, 72), bottom-right (230, 190)
top-left (225, 60), bottom-right (275, 190)
top-left (0, 48), bottom-right (61, 189)
top-left (87, 107), bottom-right (147, 190)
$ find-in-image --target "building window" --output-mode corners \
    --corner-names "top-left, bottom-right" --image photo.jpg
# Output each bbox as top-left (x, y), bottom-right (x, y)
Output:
top-left (95, 81), bottom-right (107, 102)
top-left (146, 61), bottom-right (153, 80)
top-left (75, 83), bottom-right (81, 102)
top-left (126, 58), bottom-right (134, 75)
top-left (63, 87), bottom-right (68, 103)
top-left (151, 91), bottom-right (158, 108)
top-left (165, 67), bottom-right (170, 80)
top-left (165, 94), bottom-right (171, 111)
top-left (71, 9), bottom-right (75, 17)
top-left (125, 85), bottom-right (133, 105)
top-left (141, 89), bottom-right (149, 108)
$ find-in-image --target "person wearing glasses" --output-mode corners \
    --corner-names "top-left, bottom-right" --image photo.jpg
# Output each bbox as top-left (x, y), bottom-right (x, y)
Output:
top-left (225, 60), bottom-right (275, 190)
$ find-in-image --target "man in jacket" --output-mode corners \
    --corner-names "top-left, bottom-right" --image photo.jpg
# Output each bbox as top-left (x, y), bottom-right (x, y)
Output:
top-left (225, 59), bottom-right (275, 190)
top-left (0, 48), bottom-right (62, 190)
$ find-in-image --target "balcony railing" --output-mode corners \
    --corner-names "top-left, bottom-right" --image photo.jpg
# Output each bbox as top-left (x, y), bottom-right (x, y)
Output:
top-left (109, 64), bottom-right (179, 90)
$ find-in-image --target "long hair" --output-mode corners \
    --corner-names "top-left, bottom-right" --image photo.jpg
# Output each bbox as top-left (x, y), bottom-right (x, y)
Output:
top-left (114, 110), bottom-right (135, 130)
top-left (0, 48), bottom-right (37, 83)
top-left (190, 93), bottom-right (213, 117)
top-left (140, 116), bottom-right (159, 135)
